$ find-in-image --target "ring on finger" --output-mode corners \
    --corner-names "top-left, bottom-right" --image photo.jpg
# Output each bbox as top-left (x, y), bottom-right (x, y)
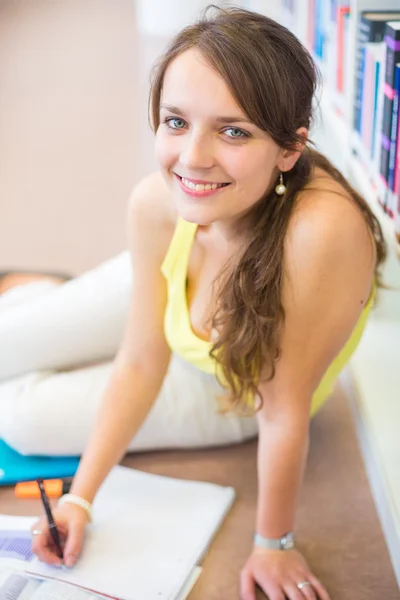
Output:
top-left (31, 529), bottom-right (43, 536)
top-left (297, 580), bottom-right (313, 590)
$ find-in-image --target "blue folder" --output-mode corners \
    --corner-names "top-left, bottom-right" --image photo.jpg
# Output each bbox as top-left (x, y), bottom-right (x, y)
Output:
top-left (0, 439), bottom-right (80, 486)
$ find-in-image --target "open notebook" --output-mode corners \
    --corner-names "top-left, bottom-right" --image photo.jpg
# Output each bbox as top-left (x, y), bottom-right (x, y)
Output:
top-left (0, 513), bottom-right (201, 599)
top-left (2, 465), bottom-right (235, 599)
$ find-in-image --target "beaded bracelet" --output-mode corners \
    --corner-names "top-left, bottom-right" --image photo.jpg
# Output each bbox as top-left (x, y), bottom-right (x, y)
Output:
top-left (58, 493), bottom-right (93, 523)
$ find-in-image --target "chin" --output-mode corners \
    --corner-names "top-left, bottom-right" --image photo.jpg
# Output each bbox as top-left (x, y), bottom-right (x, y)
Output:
top-left (175, 202), bottom-right (216, 226)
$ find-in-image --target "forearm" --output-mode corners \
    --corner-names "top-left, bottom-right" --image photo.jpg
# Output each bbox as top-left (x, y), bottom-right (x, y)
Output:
top-left (70, 356), bottom-right (169, 503)
top-left (255, 418), bottom-right (309, 538)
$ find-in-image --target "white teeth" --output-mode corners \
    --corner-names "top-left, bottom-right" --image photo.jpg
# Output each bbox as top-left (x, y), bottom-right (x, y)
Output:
top-left (181, 177), bottom-right (226, 192)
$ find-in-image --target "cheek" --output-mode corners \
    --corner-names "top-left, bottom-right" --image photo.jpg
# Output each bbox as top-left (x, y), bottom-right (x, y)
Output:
top-left (154, 131), bottom-right (174, 167)
top-left (228, 151), bottom-right (272, 188)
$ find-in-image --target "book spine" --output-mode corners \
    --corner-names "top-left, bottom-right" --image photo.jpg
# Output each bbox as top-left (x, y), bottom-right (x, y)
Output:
top-left (373, 44), bottom-right (387, 203)
top-left (396, 129), bottom-right (400, 234)
top-left (387, 63), bottom-right (400, 217)
top-left (388, 63), bottom-right (400, 191)
top-left (354, 18), bottom-right (382, 132)
top-left (354, 20), bottom-right (369, 132)
top-left (371, 55), bottom-right (381, 160)
top-left (385, 29), bottom-right (400, 90)
top-left (325, 10), bottom-right (337, 92)
top-left (395, 72), bottom-right (400, 199)
top-left (343, 12), bottom-right (352, 102)
top-left (393, 136), bottom-right (400, 230)
top-left (336, 6), bottom-right (350, 92)
top-left (315, 0), bottom-right (323, 58)
top-left (396, 180), bottom-right (400, 243)
top-left (363, 47), bottom-right (375, 154)
top-left (329, 0), bottom-right (336, 22)
top-left (381, 29), bottom-right (400, 211)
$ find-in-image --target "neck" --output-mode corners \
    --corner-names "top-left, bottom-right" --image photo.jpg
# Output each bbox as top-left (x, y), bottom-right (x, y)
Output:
top-left (200, 209), bottom-right (254, 251)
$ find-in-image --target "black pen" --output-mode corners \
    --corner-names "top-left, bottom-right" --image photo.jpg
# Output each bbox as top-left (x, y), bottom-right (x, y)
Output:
top-left (37, 478), bottom-right (64, 561)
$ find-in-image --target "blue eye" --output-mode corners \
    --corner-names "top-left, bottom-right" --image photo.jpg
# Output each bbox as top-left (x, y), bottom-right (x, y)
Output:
top-left (224, 127), bottom-right (247, 138)
top-left (162, 117), bottom-right (250, 139)
top-left (164, 117), bottom-right (186, 129)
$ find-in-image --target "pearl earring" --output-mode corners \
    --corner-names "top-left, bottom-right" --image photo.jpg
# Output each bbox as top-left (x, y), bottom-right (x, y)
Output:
top-left (275, 172), bottom-right (286, 196)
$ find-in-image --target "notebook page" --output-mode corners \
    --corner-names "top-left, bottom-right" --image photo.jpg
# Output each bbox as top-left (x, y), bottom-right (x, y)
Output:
top-left (0, 515), bottom-right (37, 573)
top-left (29, 466), bottom-right (235, 600)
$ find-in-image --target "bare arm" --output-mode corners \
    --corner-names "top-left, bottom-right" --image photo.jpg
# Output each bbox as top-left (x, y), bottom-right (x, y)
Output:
top-left (31, 172), bottom-right (176, 566)
top-left (239, 194), bottom-right (375, 598)
top-left (70, 172), bottom-right (173, 503)
top-left (254, 193), bottom-right (376, 539)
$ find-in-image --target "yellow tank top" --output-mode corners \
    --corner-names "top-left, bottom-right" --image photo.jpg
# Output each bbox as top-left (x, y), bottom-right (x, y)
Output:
top-left (161, 216), bottom-right (376, 417)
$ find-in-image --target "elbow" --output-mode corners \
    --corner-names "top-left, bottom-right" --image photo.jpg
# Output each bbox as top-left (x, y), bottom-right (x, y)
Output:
top-left (256, 400), bottom-right (312, 441)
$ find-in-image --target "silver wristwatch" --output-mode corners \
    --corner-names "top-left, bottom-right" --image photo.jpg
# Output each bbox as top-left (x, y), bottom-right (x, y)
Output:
top-left (253, 531), bottom-right (295, 551)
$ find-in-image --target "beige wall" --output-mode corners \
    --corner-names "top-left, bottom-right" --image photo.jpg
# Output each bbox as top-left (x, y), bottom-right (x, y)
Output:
top-left (0, 0), bottom-right (159, 275)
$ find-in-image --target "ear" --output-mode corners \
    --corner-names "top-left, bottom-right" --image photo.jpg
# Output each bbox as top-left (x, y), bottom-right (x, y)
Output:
top-left (277, 127), bottom-right (309, 172)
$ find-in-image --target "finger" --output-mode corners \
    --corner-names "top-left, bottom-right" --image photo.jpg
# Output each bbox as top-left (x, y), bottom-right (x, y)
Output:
top-left (298, 582), bottom-right (318, 600)
top-left (283, 580), bottom-right (307, 600)
top-left (35, 543), bottom-right (64, 566)
top-left (306, 575), bottom-right (331, 600)
top-left (287, 579), bottom-right (317, 600)
top-left (257, 581), bottom-right (286, 600)
top-left (240, 569), bottom-right (256, 600)
top-left (31, 521), bottom-right (49, 555)
top-left (32, 530), bottom-right (63, 566)
top-left (63, 520), bottom-right (85, 567)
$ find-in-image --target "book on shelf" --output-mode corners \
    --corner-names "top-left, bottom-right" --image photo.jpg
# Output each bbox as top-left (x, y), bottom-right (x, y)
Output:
top-left (303, 1), bottom-right (352, 116)
top-left (388, 63), bottom-right (400, 197)
top-left (380, 22), bottom-right (400, 217)
top-left (359, 43), bottom-right (382, 160)
top-left (372, 42), bottom-right (386, 186)
top-left (353, 11), bottom-right (400, 134)
top-left (336, 4), bottom-right (350, 97)
top-left (280, 1), bottom-right (400, 240)
top-left (351, 15), bottom-right (400, 226)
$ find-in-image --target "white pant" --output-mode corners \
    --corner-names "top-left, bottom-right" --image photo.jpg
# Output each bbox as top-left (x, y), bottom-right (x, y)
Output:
top-left (0, 252), bottom-right (258, 455)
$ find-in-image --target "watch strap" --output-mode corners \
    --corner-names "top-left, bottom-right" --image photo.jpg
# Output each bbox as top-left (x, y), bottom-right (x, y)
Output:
top-left (253, 531), bottom-right (295, 551)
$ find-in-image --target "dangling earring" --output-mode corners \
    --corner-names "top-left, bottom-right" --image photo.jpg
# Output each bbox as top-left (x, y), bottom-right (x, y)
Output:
top-left (275, 172), bottom-right (286, 196)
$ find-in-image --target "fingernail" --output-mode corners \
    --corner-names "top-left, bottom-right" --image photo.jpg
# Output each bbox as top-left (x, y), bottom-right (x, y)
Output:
top-left (64, 556), bottom-right (75, 568)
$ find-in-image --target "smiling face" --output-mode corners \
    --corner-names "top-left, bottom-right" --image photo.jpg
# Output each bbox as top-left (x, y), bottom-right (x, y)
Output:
top-left (154, 48), bottom-right (288, 234)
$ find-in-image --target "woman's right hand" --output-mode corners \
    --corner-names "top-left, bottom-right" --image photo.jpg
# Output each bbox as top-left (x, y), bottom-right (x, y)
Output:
top-left (31, 502), bottom-right (90, 568)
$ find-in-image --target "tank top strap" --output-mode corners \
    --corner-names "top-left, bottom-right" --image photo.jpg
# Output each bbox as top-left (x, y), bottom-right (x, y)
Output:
top-left (161, 216), bottom-right (197, 280)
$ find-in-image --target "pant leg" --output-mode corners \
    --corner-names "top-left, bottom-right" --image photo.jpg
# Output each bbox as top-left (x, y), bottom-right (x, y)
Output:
top-left (0, 251), bottom-right (132, 382)
top-left (0, 353), bottom-right (258, 456)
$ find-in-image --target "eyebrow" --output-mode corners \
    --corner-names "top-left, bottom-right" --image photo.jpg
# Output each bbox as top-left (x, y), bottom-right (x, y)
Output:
top-left (160, 104), bottom-right (253, 124)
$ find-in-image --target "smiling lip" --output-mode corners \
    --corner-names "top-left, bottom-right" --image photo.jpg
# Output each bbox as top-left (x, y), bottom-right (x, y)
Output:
top-left (176, 174), bottom-right (229, 185)
top-left (174, 173), bottom-right (231, 198)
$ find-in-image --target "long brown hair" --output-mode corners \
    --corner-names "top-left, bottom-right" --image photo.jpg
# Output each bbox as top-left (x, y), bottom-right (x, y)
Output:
top-left (148, 5), bottom-right (387, 414)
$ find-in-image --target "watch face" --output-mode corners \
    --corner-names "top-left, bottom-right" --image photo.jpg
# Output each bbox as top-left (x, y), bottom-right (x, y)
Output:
top-left (281, 534), bottom-right (295, 549)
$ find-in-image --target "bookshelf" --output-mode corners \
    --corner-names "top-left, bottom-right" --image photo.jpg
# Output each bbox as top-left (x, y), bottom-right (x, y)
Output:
top-left (301, 0), bottom-right (400, 259)
top-left (247, 0), bottom-right (400, 584)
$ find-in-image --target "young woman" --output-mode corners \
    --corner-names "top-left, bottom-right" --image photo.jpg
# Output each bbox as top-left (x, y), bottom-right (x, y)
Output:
top-left (5, 6), bottom-right (386, 600)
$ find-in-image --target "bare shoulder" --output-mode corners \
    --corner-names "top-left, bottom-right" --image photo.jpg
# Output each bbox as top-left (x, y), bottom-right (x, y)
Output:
top-left (285, 167), bottom-right (376, 300)
top-left (127, 170), bottom-right (178, 263)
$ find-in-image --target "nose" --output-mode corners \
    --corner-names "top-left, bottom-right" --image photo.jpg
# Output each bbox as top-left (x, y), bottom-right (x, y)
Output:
top-left (179, 132), bottom-right (215, 171)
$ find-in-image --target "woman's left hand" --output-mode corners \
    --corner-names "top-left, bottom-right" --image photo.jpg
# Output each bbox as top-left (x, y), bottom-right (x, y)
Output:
top-left (240, 547), bottom-right (331, 600)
